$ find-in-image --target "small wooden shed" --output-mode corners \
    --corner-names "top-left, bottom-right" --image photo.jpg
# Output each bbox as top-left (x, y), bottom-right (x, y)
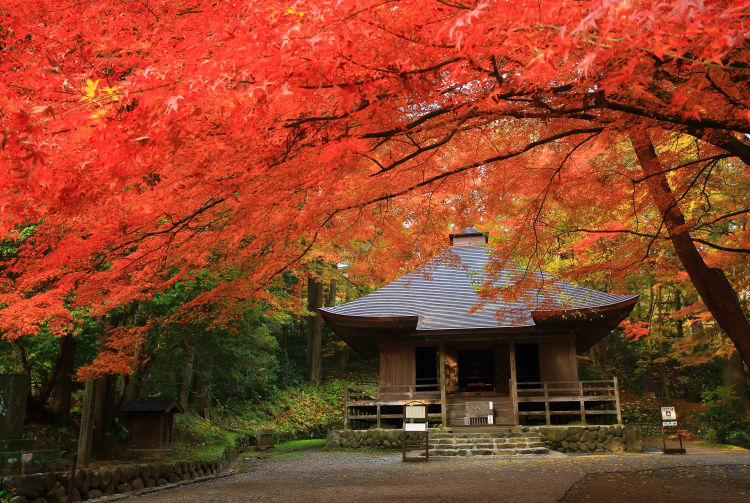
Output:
top-left (119, 399), bottom-right (183, 451)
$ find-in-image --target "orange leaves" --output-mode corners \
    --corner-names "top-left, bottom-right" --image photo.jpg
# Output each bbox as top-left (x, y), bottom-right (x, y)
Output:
top-left (0, 0), bottom-right (747, 376)
top-left (620, 320), bottom-right (650, 341)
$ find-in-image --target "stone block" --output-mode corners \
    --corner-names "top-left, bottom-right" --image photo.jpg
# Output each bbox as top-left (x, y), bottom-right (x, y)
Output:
top-left (0, 374), bottom-right (30, 441)
top-left (326, 430), bottom-right (341, 447)
top-left (131, 477), bottom-right (144, 490)
top-left (157, 478), bottom-right (168, 486)
top-left (540, 427), bottom-right (568, 443)
top-left (623, 426), bottom-right (643, 452)
top-left (86, 489), bottom-right (103, 500)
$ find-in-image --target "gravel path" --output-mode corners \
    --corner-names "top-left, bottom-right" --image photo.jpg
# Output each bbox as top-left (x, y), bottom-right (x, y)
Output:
top-left (128, 447), bottom-right (750, 503)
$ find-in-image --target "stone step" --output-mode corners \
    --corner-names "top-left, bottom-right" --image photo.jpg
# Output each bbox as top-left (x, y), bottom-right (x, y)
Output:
top-left (427, 446), bottom-right (550, 457)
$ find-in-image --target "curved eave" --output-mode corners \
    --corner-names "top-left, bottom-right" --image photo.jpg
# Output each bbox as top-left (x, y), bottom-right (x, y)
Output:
top-left (319, 309), bottom-right (418, 359)
top-left (531, 296), bottom-right (639, 353)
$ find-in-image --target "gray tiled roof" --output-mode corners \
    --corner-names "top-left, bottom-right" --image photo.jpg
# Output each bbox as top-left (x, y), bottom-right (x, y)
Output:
top-left (320, 246), bottom-right (637, 331)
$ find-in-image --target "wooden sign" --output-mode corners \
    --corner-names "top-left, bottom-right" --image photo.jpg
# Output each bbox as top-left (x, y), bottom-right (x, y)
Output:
top-left (661, 406), bottom-right (677, 421)
top-left (660, 406), bottom-right (685, 455)
top-left (405, 405), bottom-right (426, 418)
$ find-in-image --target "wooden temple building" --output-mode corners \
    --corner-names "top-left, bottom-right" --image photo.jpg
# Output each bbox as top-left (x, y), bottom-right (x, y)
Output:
top-left (320, 229), bottom-right (638, 429)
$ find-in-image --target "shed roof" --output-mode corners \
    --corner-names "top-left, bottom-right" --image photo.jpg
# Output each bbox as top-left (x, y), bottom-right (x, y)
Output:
top-left (320, 245), bottom-right (637, 356)
top-left (119, 399), bottom-right (183, 414)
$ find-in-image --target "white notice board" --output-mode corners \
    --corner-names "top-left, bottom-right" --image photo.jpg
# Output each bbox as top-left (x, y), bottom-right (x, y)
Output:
top-left (404, 422), bottom-right (427, 432)
top-left (661, 406), bottom-right (677, 421)
top-left (405, 405), bottom-right (426, 419)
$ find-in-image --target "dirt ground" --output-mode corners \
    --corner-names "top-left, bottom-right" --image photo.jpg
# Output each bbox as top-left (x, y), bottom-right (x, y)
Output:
top-left (129, 445), bottom-right (750, 503)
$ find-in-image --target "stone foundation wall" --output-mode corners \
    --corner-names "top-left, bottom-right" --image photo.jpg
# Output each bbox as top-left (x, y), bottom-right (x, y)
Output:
top-left (1, 459), bottom-right (222, 502)
top-left (537, 425), bottom-right (642, 453)
top-left (327, 425), bottom-right (643, 453)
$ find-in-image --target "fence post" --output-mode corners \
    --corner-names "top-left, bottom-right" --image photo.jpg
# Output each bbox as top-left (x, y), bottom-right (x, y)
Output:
top-left (343, 387), bottom-right (349, 430)
top-left (579, 381), bottom-right (586, 424)
top-left (544, 382), bottom-right (551, 425)
top-left (613, 376), bottom-right (622, 424)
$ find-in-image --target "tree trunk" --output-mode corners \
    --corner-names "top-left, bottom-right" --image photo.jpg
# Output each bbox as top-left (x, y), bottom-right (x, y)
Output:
top-left (51, 334), bottom-right (76, 424)
top-left (193, 365), bottom-right (212, 419)
top-left (179, 345), bottom-right (195, 410)
top-left (629, 129), bottom-right (750, 367)
top-left (723, 349), bottom-right (748, 399)
top-left (307, 275), bottom-right (324, 385)
top-left (593, 339), bottom-right (608, 378)
top-left (340, 285), bottom-right (352, 370)
top-left (77, 379), bottom-right (96, 467)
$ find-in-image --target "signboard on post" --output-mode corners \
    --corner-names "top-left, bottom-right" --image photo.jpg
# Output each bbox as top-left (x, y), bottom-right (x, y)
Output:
top-left (660, 406), bottom-right (685, 455)
top-left (661, 406), bottom-right (676, 421)
top-left (402, 404), bottom-right (429, 463)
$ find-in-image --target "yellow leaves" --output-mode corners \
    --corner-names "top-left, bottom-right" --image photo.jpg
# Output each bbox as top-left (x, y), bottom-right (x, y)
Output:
top-left (286, 6), bottom-right (305, 17)
top-left (79, 78), bottom-right (122, 121)
top-left (80, 79), bottom-right (99, 101)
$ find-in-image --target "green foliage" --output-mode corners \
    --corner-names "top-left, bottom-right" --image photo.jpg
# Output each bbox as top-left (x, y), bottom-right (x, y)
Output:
top-left (0, 487), bottom-right (13, 503)
top-left (699, 386), bottom-right (749, 446)
top-left (621, 405), bottom-right (658, 425)
top-left (169, 411), bottom-right (251, 462)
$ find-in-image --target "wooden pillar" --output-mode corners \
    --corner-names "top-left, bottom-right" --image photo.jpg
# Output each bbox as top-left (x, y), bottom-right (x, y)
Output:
top-left (509, 343), bottom-right (519, 425)
top-left (613, 375), bottom-right (622, 424)
top-left (543, 382), bottom-right (551, 425)
top-left (579, 381), bottom-right (587, 424)
top-left (343, 387), bottom-right (349, 430)
top-left (376, 405), bottom-right (381, 429)
top-left (438, 341), bottom-right (447, 427)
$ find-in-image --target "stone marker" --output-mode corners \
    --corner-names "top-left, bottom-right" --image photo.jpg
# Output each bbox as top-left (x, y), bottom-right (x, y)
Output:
top-left (0, 373), bottom-right (33, 452)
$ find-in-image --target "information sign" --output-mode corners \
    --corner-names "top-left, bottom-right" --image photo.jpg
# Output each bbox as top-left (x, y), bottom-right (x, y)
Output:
top-left (661, 406), bottom-right (677, 421)
top-left (405, 405), bottom-right (426, 419)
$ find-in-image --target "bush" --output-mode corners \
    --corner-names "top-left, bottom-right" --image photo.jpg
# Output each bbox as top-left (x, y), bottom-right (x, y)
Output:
top-left (621, 405), bottom-right (658, 425)
top-left (699, 386), bottom-right (749, 446)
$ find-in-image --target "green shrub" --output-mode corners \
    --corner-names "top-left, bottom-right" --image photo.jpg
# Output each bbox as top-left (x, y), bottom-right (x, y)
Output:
top-left (621, 405), bottom-right (658, 425)
top-left (699, 386), bottom-right (749, 446)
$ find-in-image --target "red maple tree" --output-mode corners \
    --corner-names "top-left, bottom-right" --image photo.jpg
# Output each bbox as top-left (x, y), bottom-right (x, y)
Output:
top-left (1, 0), bottom-right (748, 373)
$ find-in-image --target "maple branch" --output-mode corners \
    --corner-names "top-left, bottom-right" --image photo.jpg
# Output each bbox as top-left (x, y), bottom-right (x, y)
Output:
top-left (357, 127), bottom-right (606, 206)
top-left (598, 95), bottom-right (750, 134)
top-left (370, 119), bottom-right (467, 175)
top-left (690, 209), bottom-right (750, 231)
top-left (629, 154), bottom-right (730, 184)
top-left (689, 239), bottom-right (750, 255)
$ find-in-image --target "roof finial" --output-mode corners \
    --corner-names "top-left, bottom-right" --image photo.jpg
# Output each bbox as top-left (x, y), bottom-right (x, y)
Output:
top-left (449, 227), bottom-right (488, 246)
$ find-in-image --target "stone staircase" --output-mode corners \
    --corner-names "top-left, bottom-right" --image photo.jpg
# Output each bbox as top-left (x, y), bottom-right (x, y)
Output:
top-left (428, 430), bottom-right (549, 457)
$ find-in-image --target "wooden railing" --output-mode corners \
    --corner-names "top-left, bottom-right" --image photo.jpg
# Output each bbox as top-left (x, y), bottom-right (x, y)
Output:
top-left (344, 383), bottom-right (442, 429)
top-left (343, 377), bottom-right (622, 429)
top-left (513, 377), bottom-right (622, 425)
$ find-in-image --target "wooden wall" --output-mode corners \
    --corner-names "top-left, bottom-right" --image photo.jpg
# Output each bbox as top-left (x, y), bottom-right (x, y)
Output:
top-left (538, 339), bottom-right (578, 383)
top-left (379, 343), bottom-right (415, 387)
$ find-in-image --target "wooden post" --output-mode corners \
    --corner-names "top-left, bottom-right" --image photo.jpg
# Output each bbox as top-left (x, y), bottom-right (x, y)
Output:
top-left (509, 343), bottom-right (519, 424)
top-left (438, 341), bottom-right (447, 427)
top-left (76, 379), bottom-right (96, 466)
top-left (613, 375), bottom-right (622, 424)
top-left (578, 381), bottom-right (586, 424)
top-left (544, 382), bottom-right (551, 425)
top-left (343, 387), bottom-right (349, 430)
top-left (377, 405), bottom-right (381, 429)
